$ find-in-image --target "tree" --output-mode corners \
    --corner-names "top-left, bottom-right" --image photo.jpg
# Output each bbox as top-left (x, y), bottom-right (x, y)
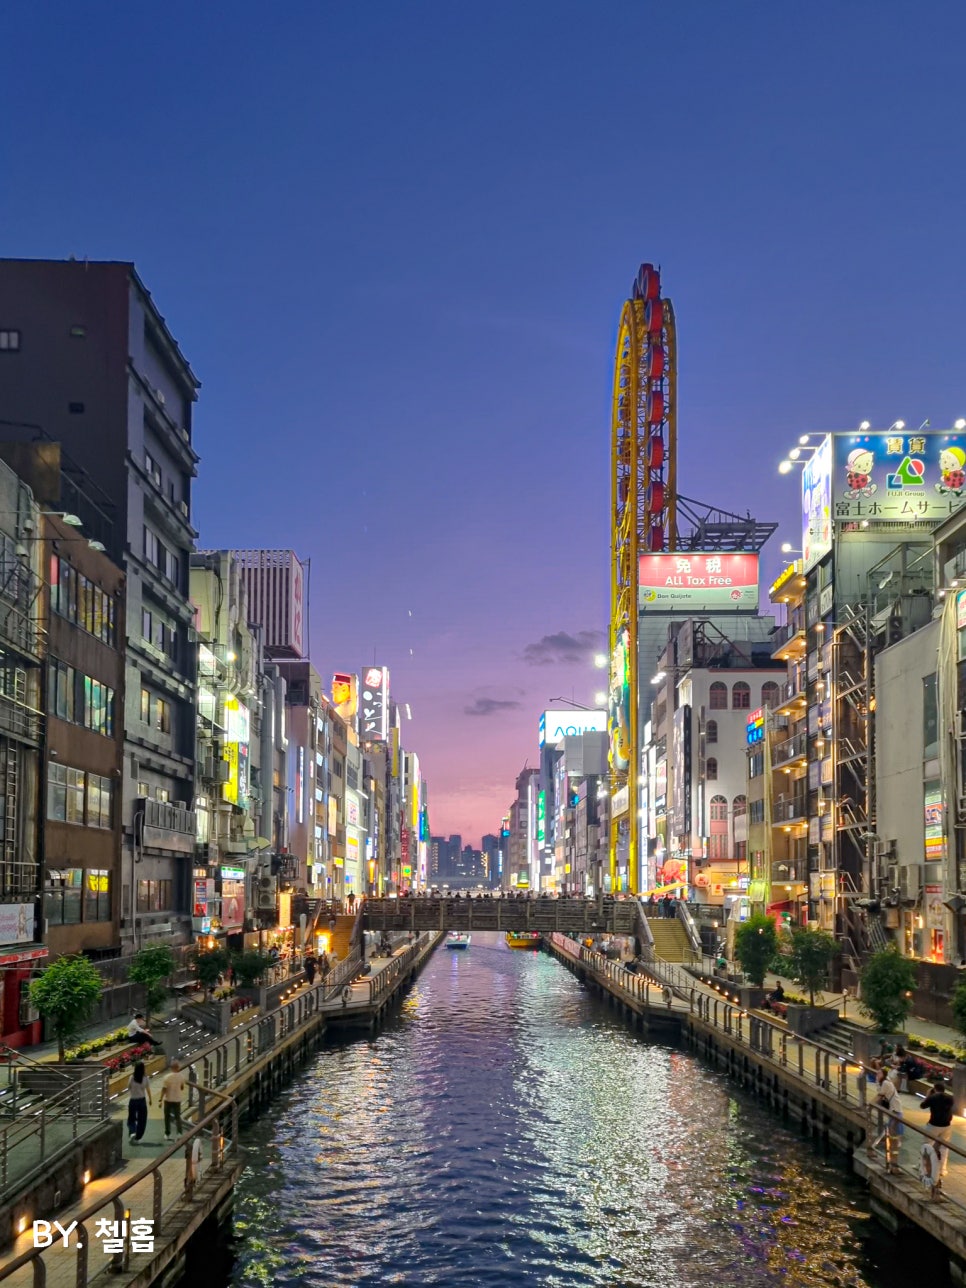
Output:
top-left (127, 944), bottom-right (175, 1023)
top-left (231, 950), bottom-right (273, 988)
top-left (733, 914), bottom-right (780, 987)
top-left (779, 927), bottom-right (838, 1006)
top-left (30, 955), bottom-right (103, 1061)
top-left (859, 946), bottom-right (918, 1034)
top-left (191, 946), bottom-right (230, 999)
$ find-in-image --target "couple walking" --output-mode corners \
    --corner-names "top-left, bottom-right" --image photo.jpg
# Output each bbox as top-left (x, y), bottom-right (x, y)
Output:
top-left (127, 1058), bottom-right (188, 1144)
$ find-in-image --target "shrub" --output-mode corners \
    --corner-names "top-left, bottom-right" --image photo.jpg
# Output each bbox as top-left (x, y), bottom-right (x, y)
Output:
top-left (733, 915), bottom-right (780, 987)
top-left (127, 945), bottom-right (176, 1023)
top-left (191, 947), bottom-right (231, 998)
top-left (232, 950), bottom-right (274, 987)
top-left (858, 946), bottom-right (918, 1034)
top-left (30, 955), bottom-right (103, 1061)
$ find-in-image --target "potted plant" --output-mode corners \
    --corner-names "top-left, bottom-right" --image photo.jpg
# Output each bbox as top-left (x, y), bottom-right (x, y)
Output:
top-left (855, 946), bottom-right (917, 1065)
top-left (778, 927), bottom-right (839, 1038)
top-left (733, 914), bottom-right (779, 1008)
top-left (127, 943), bottom-right (175, 1024)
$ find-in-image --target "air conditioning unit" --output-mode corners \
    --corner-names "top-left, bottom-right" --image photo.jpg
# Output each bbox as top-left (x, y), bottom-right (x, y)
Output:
top-left (898, 864), bottom-right (922, 902)
top-left (215, 759), bottom-right (231, 784)
top-left (255, 876), bottom-right (276, 910)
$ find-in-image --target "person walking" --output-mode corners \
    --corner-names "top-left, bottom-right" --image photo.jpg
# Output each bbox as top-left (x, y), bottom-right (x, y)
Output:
top-left (161, 1059), bottom-right (188, 1141)
top-left (868, 1070), bottom-right (903, 1174)
top-left (921, 1079), bottom-right (955, 1182)
top-left (304, 952), bottom-right (318, 986)
top-left (126, 1060), bottom-right (152, 1144)
top-left (347, 890), bottom-right (356, 913)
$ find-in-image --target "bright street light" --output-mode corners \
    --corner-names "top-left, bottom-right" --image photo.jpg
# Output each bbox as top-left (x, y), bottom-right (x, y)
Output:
top-left (778, 460), bottom-right (793, 474)
top-left (593, 653), bottom-right (607, 669)
top-left (780, 542), bottom-right (801, 553)
top-left (650, 671), bottom-right (666, 684)
top-left (594, 691), bottom-right (607, 706)
top-left (956, 419), bottom-right (966, 431)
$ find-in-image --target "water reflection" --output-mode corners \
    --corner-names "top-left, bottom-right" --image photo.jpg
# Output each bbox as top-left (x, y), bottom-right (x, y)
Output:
top-left (214, 933), bottom-right (949, 1288)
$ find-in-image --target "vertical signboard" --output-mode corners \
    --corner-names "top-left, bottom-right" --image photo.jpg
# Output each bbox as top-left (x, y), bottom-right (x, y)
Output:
top-left (332, 673), bottom-right (358, 728)
top-left (291, 556), bottom-right (306, 660)
top-left (361, 666), bottom-right (389, 741)
top-left (670, 705), bottom-right (692, 839)
top-left (802, 434), bottom-right (833, 572)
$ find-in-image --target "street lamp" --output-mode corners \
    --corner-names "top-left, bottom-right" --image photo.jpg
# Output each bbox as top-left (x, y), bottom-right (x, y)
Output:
top-left (593, 653), bottom-right (608, 669)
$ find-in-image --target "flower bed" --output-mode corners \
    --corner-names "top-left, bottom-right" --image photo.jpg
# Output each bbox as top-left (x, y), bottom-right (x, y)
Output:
top-left (65, 1028), bottom-right (130, 1062)
top-left (906, 1034), bottom-right (966, 1064)
top-left (104, 1042), bottom-right (154, 1074)
top-left (230, 996), bottom-right (250, 1015)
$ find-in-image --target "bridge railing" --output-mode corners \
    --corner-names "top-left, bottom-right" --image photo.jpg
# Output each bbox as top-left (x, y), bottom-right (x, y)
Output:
top-left (551, 934), bottom-right (674, 1012)
top-left (364, 934), bottom-right (435, 1007)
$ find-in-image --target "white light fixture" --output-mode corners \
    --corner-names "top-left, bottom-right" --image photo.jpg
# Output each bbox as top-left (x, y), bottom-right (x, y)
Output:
top-left (799, 435), bottom-right (810, 445)
top-left (891, 420), bottom-right (905, 431)
top-left (778, 460), bottom-right (793, 474)
top-left (593, 653), bottom-right (607, 669)
top-left (956, 419), bottom-right (966, 431)
top-left (88, 540), bottom-right (106, 552)
top-left (594, 691), bottom-right (607, 706)
top-left (650, 671), bottom-right (666, 684)
top-left (62, 514), bottom-right (82, 527)
top-left (859, 420), bottom-right (871, 430)
top-left (789, 447), bottom-right (801, 460)
top-left (780, 542), bottom-right (800, 553)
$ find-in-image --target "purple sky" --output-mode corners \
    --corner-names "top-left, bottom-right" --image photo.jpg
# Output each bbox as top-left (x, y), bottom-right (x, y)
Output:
top-left (5, 3), bottom-right (966, 844)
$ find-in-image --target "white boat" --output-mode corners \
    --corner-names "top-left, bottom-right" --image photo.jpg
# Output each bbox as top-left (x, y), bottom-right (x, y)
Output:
top-left (445, 931), bottom-right (471, 950)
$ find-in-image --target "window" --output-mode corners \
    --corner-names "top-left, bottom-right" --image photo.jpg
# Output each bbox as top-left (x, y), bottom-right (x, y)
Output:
top-left (155, 697), bottom-right (170, 734)
top-left (749, 800), bottom-right (766, 824)
top-left (706, 756), bottom-right (718, 781)
top-left (761, 681), bottom-right (781, 709)
top-left (709, 681), bottom-right (728, 710)
top-left (87, 773), bottom-right (112, 828)
top-left (709, 794), bottom-right (729, 821)
top-left (732, 681), bottom-right (751, 710)
top-left (924, 673), bottom-right (938, 759)
top-left (84, 870), bottom-right (111, 921)
top-left (706, 719), bottom-right (718, 744)
top-left (51, 555), bottom-right (116, 645)
top-left (0, 330), bottom-right (21, 352)
top-left (142, 609), bottom-right (152, 641)
top-left (709, 833), bottom-right (729, 860)
top-left (47, 763), bottom-right (67, 821)
top-left (137, 879), bottom-right (173, 913)
top-left (156, 787), bottom-right (170, 803)
top-left (732, 794), bottom-right (747, 818)
top-left (49, 658), bottom-right (75, 722)
top-left (166, 551), bottom-right (179, 586)
top-left (49, 656), bottom-right (113, 737)
top-left (140, 688), bottom-right (150, 723)
top-left (749, 751), bottom-right (764, 778)
top-left (66, 768), bottom-right (85, 825)
top-left (735, 841), bottom-right (747, 863)
top-left (45, 868), bottom-right (82, 925)
top-left (144, 527), bottom-right (159, 566)
top-left (145, 452), bottom-right (162, 487)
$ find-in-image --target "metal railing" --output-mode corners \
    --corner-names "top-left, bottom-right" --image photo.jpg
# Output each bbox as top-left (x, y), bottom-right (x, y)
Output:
top-left (551, 934), bottom-right (676, 1011)
top-left (0, 1086), bottom-right (239, 1287)
top-left (363, 935), bottom-right (434, 1007)
top-left (0, 1069), bottom-right (108, 1196)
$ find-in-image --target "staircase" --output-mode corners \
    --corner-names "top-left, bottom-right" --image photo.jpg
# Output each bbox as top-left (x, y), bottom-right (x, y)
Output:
top-left (324, 913), bottom-right (360, 964)
top-left (647, 918), bottom-right (691, 963)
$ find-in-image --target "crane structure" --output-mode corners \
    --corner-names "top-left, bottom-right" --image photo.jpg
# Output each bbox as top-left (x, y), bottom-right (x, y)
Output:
top-left (608, 263), bottom-right (677, 894)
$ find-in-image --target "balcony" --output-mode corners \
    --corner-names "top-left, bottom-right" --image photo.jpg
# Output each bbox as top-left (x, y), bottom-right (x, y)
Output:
top-left (772, 792), bottom-right (807, 823)
top-left (770, 619), bottom-right (806, 661)
top-left (137, 797), bottom-right (197, 854)
top-left (771, 859), bottom-right (807, 884)
top-left (772, 731), bottom-right (807, 767)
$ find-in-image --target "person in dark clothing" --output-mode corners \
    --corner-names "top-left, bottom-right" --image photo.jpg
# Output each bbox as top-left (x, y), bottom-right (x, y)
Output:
top-left (304, 953), bottom-right (318, 986)
top-left (921, 1079), bottom-right (955, 1180)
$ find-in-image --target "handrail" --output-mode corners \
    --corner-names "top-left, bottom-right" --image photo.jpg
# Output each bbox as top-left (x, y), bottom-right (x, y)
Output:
top-left (0, 1069), bottom-right (108, 1195)
top-left (675, 901), bottom-right (702, 956)
top-left (0, 1086), bottom-right (239, 1286)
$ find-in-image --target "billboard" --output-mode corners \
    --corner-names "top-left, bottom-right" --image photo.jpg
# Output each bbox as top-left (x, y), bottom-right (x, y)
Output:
top-left (670, 705), bottom-right (692, 839)
top-left (833, 431), bottom-right (966, 525)
top-left (802, 433), bottom-right (833, 571)
top-left (539, 709), bottom-right (607, 749)
top-left (222, 697), bottom-right (250, 808)
top-left (332, 673), bottom-right (358, 726)
top-left (361, 666), bottom-right (389, 741)
top-left (638, 553), bottom-right (759, 613)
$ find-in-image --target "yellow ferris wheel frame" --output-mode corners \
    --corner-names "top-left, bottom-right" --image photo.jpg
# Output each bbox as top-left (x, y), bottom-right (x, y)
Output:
top-left (608, 264), bottom-right (677, 894)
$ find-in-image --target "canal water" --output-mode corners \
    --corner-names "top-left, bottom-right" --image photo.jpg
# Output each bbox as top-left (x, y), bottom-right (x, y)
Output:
top-left (204, 933), bottom-right (951, 1288)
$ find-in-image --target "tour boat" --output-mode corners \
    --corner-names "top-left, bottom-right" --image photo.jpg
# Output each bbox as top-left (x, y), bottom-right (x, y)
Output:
top-left (445, 931), bottom-right (471, 950)
top-left (505, 931), bottom-right (541, 950)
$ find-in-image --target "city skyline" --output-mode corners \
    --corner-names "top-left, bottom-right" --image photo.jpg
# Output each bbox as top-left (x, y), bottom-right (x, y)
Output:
top-left (5, 2), bottom-right (966, 842)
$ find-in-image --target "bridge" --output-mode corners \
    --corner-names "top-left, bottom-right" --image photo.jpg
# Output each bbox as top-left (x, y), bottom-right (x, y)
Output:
top-left (363, 896), bottom-right (640, 935)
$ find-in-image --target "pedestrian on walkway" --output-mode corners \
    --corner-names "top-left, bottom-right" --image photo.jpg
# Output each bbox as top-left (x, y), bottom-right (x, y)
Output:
top-left (663, 985), bottom-right (673, 1010)
top-left (304, 952), bottom-right (318, 986)
top-left (869, 1071), bottom-right (903, 1173)
top-left (921, 1079), bottom-right (955, 1180)
top-left (347, 890), bottom-right (356, 913)
top-left (126, 1061), bottom-right (152, 1144)
top-left (161, 1059), bottom-right (188, 1141)
top-left (921, 1138), bottom-right (944, 1201)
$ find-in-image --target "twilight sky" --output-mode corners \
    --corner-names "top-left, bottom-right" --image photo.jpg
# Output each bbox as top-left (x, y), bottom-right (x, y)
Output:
top-left (5, 2), bottom-right (966, 844)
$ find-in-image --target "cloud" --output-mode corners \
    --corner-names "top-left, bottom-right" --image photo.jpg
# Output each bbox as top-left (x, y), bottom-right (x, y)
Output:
top-left (463, 697), bottom-right (523, 717)
top-left (522, 629), bottom-right (605, 666)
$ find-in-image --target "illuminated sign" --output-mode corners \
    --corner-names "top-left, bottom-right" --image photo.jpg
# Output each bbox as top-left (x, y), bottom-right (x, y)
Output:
top-left (639, 553), bottom-right (759, 612)
top-left (670, 705), bottom-right (691, 839)
top-left (746, 708), bottom-right (765, 746)
top-left (193, 879), bottom-right (213, 918)
top-left (332, 673), bottom-right (358, 725)
top-left (220, 866), bottom-right (245, 881)
top-left (925, 784), bottom-right (946, 863)
top-left (539, 709), bottom-right (606, 749)
top-left (361, 666), bottom-right (389, 741)
top-left (957, 590), bottom-right (966, 631)
top-left (222, 697), bottom-right (250, 808)
top-left (297, 746), bottom-right (305, 825)
top-left (833, 431), bottom-right (966, 525)
top-left (802, 434), bottom-right (833, 571)
top-left (537, 790), bottom-right (546, 844)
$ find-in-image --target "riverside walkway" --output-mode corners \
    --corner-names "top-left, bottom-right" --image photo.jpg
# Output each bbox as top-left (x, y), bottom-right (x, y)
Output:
top-left (0, 933), bottom-right (440, 1288)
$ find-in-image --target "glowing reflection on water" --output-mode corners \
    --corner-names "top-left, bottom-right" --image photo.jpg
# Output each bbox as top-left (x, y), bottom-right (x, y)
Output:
top-left (219, 934), bottom-right (949, 1288)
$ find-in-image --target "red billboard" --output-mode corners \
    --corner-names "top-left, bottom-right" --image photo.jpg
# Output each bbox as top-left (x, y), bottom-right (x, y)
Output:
top-left (639, 552), bottom-right (759, 612)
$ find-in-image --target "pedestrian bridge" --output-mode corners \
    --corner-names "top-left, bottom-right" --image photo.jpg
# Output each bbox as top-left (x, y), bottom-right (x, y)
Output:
top-left (363, 896), bottom-right (640, 935)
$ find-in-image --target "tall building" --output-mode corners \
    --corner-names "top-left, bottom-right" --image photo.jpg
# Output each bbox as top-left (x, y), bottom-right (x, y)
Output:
top-left (234, 550), bottom-right (308, 661)
top-left (0, 259), bottom-right (200, 949)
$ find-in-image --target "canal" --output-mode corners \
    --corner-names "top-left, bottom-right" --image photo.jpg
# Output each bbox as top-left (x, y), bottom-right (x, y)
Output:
top-left (202, 933), bottom-right (951, 1288)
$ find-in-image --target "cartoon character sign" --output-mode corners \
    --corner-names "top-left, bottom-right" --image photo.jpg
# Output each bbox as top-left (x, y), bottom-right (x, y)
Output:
top-left (845, 447), bottom-right (876, 498)
top-left (937, 446), bottom-right (966, 494)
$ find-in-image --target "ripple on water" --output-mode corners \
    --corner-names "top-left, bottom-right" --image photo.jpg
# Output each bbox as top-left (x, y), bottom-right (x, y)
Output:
top-left (217, 933), bottom-right (950, 1288)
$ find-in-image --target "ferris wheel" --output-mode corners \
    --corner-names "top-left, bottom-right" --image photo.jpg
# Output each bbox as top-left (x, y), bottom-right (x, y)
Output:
top-left (608, 263), bottom-right (677, 894)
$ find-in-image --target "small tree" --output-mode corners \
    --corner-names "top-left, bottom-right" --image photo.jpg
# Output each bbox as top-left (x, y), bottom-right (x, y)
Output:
top-left (30, 955), bottom-right (103, 1061)
top-left (127, 944), bottom-right (175, 1023)
top-left (859, 945), bottom-right (918, 1034)
top-left (232, 950), bottom-right (273, 988)
top-left (779, 927), bottom-right (838, 1006)
top-left (191, 947), bottom-right (230, 999)
top-left (733, 914), bottom-right (780, 987)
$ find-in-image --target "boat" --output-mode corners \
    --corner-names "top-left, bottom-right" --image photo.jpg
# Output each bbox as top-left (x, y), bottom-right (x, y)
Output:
top-left (445, 931), bottom-right (471, 950)
top-left (505, 931), bottom-right (541, 950)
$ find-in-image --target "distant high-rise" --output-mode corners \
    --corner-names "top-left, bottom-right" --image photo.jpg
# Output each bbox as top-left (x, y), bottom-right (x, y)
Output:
top-left (231, 549), bottom-right (308, 660)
